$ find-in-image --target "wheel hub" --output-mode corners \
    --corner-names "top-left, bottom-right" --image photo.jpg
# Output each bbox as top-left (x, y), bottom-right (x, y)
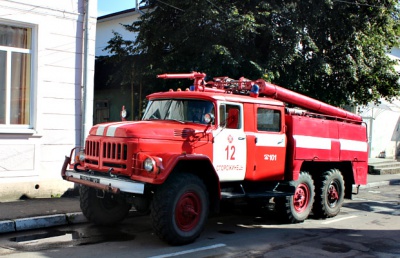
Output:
top-left (293, 183), bottom-right (310, 212)
top-left (327, 183), bottom-right (339, 207)
top-left (175, 192), bottom-right (201, 231)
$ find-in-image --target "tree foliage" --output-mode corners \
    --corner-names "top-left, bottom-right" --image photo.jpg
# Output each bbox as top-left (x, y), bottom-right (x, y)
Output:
top-left (105, 0), bottom-right (400, 106)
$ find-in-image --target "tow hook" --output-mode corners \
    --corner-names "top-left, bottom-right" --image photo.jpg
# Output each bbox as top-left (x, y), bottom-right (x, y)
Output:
top-left (108, 168), bottom-right (117, 178)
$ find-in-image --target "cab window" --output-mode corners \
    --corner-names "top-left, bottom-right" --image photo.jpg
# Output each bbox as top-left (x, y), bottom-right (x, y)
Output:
top-left (219, 104), bottom-right (241, 129)
top-left (257, 108), bottom-right (281, 132)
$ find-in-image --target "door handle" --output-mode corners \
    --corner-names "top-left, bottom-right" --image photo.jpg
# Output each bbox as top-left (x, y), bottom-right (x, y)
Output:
top-left (238, 137), bottom-right (245, 140)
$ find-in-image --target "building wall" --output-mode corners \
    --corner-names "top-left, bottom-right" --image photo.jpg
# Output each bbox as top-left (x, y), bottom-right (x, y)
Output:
top-left (0, 0), bottom-right (97, 201)
top-left (361, 103), bottom-right (400, 159)
top-left (360, 47), bottom-right (400, 159)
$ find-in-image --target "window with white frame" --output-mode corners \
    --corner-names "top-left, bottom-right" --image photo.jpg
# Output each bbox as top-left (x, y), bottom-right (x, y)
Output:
top-left (0, 23), bottom-right (32, 128)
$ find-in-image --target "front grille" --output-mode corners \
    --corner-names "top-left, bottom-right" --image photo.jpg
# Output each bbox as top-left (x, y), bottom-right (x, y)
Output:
top-left (85, 139), bottom-right (129, 172)
top-left (86, 140), bottom-right (100, 157)
top-left (103, 142), bottom-right (128, 160)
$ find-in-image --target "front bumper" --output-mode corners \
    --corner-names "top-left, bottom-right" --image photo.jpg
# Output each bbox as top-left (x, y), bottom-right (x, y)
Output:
top-left (61, 156), bottom-right (145, 195)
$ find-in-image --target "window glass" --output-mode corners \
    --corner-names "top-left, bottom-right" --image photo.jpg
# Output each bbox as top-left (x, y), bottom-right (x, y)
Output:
top-left (0, 24), bottom-right (32, 127)
top-left (257, 108), bottom-right (281, 132)
top-left (142, 99), bottom-right (214, 124)
top-left (11, 52), bottom-right (31, 124)
top-left (219, 104), bottom-right (226, 127)
top-left (219, 104), bottom-right (241, 129)
top-left (0, 24), bottom-right (31, 48)
top-left (0, 50), bottom-right (6, 124)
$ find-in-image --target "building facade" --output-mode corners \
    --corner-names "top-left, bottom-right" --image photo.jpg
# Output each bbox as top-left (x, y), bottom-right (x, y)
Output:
top-left (0, 0), bottom-right (97, 201)
top-left (359, 47), bottom-right (400, 159)
top-left (96, 8), bottom-right (139, 57)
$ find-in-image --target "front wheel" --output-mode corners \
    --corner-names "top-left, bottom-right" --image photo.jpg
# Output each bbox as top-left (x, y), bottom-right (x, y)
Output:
top-left (275, 172), bottom-right (315, 223)
top-left (151, 174), bottom-right (209, 245)
top-left (79, 185), bottom-right (131, 225)
top-left (313, 169), bottom-right (345, 218)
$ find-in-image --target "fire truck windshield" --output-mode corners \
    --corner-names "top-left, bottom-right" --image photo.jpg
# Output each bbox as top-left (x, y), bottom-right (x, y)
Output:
top-left (142, 99), bottom-right (214, 124)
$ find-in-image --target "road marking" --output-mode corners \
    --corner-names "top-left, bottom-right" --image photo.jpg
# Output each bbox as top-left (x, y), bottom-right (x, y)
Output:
top-left (321, 215), bottom-right (358, 225)
top-left (368, 205), bottom-right (400, 215)
top-left (148, 243), bottom-right (226, 258)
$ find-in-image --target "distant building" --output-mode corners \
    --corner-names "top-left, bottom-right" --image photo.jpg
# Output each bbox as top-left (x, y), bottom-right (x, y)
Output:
top-left (0, 0), bottom-right (97, 200)
top-left (96, 8), bottom-right (140, 57)
top-left (95, 8), bottom-right (143, 122)
top-left (360, 46), bottom-right (400, 159)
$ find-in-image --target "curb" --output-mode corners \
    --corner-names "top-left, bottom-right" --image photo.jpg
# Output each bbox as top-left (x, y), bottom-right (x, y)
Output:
top-left (360, 179), bottom-right (400, 189)
top-left (0, 212), bottom-right (87, 234)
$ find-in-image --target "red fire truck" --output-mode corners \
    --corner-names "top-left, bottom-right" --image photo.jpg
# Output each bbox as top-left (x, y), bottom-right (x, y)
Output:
top-left (61, 72), bottom-right (368, 245)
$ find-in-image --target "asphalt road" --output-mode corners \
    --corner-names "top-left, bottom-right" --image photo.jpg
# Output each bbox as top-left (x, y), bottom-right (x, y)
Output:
top-left (0, 181), bottom-right (399, 258)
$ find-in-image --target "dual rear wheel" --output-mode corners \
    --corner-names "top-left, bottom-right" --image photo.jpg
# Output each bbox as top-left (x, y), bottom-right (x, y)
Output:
top-left (275, 169), bottom-right (345, 223)
top-left (313, 169), bottom-right (345, 218)
top-left (275, 172), bottom-right (315, 223)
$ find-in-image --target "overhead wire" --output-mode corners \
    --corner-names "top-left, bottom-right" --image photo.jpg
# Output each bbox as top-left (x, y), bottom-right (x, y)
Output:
top-left (332, 0), bottom-right (388, 9)
top-left (155, 0), bottom-right (184, 12)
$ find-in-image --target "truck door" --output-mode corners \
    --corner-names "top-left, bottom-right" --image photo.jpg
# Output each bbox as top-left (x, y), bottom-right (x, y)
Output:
top-left (251, 106), bottom-right (286, 180)
top-left (213, 103), bottom-right (247, 181)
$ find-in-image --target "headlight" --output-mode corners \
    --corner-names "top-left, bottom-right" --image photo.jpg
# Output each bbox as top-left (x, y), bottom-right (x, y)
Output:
top-left (79, 152), bottom-right (85, 161)
top-left (143, 158), bottom-right (155, 172)
top-left (75, 150), bottom-right (85, 162)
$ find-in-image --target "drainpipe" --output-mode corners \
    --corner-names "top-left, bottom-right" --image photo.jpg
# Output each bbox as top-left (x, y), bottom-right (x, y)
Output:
top-left (81, 0), bottom-right (91, 147)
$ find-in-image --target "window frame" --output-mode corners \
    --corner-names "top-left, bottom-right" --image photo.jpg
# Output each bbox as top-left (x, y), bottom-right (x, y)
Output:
top-left (0, 20), bottom-right (37, 133)
top-left (256, 107), bottom-right (282, 133)
top-left (218, 102), bottom-right (243, 129)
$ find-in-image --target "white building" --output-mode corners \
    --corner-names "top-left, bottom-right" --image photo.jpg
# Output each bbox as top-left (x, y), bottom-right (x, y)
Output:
top-left (361, 100), bottom-right (400, 159)
top-left (96, 9), bottom-right (140, 57)
top-left (360, 46), bottom-right (400, 159)
top-left (0, 0), bottom-right (97, 201)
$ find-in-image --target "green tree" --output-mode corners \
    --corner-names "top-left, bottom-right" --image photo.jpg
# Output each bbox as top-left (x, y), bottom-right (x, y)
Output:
top-left (106, 0), bottom-right (400, 106)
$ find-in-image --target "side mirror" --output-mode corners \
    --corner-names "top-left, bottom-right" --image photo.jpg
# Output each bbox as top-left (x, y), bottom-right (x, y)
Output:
top-left (204, 113), bottom-right (214, 124)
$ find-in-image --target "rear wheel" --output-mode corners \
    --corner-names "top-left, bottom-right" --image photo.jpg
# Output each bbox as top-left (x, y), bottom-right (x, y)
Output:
top-left (79, 185), bottom-right (131, 225)
top-left (275, 172), bottom-right (315, 223)
top-left (313, 169), bottom-right (345, 218)
top-left (151, 174), bottom-right (209, 245)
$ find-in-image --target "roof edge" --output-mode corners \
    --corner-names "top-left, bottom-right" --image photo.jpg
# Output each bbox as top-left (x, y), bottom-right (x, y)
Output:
top-left (97, 6), bottom-right (151, 20)
top-left (98, 8), bottom-right (136, 20)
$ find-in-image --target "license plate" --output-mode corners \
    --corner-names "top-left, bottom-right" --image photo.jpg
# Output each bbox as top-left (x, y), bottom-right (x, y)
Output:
top-left (80, 175), bottom-right (100, 183)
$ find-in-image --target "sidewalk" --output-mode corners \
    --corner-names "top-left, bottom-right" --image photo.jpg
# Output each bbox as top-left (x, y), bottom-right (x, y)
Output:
top-left (1, 173), bottom-right (400, 234)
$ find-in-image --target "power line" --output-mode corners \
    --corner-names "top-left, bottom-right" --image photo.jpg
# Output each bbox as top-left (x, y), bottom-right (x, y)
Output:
top-left (332, 0), bottom-right (387, 9)
top-left (156, 0), bottom-right (184, 12)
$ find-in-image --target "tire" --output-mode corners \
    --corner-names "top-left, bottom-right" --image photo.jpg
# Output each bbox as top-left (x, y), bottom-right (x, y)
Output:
top-left (275, 172), bottom-right (315, 223)
top-left (313, 169), bottom-right (345, 218)
top-left (151, 174), bottom-right (209, 245)
top-left (79, 185), bottom-right (131, 225)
